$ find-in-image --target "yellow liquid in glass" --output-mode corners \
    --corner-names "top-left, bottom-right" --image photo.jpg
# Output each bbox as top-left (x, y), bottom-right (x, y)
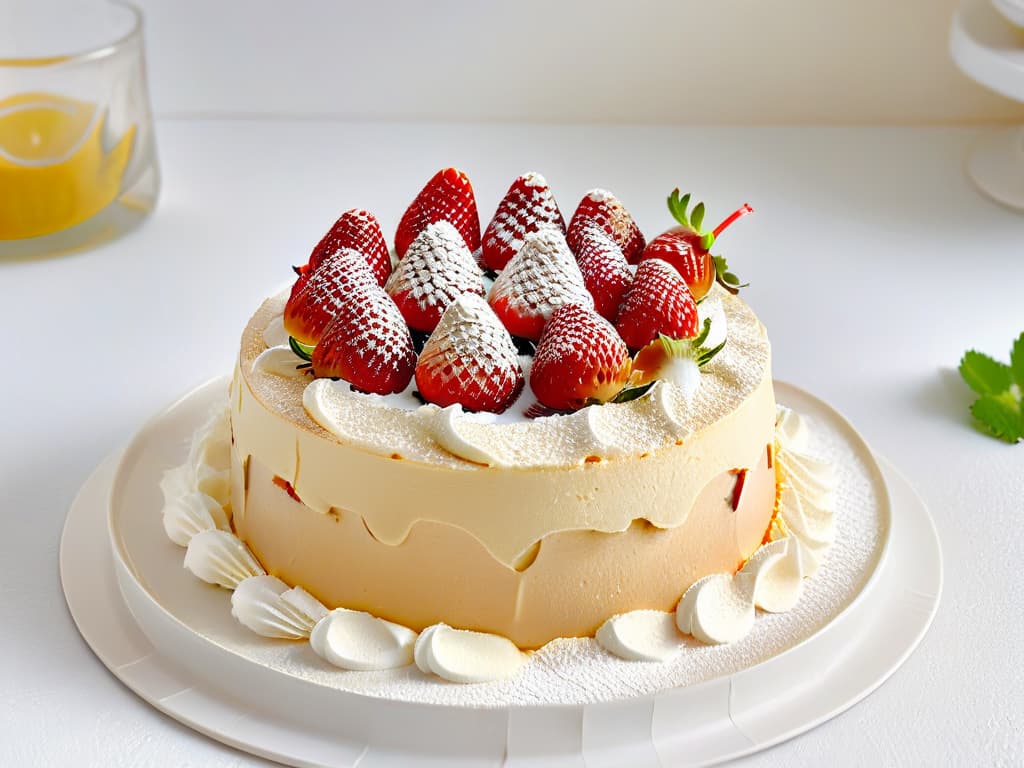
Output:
top-left (0, 92), bottom-right (135, 240)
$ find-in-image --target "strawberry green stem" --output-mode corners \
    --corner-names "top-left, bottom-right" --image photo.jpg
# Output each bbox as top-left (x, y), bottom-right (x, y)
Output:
top-left (712, 204), bottom-right (753, 239)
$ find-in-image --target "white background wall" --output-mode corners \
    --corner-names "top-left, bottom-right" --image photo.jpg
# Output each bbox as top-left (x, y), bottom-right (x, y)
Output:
top-left (127, 0), bottom-right (1024, 123)
top-left (3, 0), bottom-right (1022, 123)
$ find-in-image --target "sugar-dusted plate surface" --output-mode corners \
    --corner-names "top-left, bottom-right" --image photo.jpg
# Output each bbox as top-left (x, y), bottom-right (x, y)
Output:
top-left (61, 378), bottom-right (941, 766)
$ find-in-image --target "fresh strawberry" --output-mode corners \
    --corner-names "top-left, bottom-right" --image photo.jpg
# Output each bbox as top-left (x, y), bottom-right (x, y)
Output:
top-left (530, 304), bottom-right (632, 411)
top-left (615, 258), bottom-right (699, 350)
top-left (488, 230), bottom-right (593, 341)
top-left (283, 249), bottom-right (378, 345)
top-left (307, 209), bottom-right (391, 286)
top-left (312, 285), bottom-right (416, 395)
top-left (640, 189), bottom-right (752, 300)
top-left (395, 167), bottom-right (480, 259)
top-left (566, 189), bottom-right (646, 263)
top-left (415, 294), bottom-right (524, 414)
top-left (481, 171), bottom-right (565, 271)
top-left (385, 221), bottom-right (485, 333)
top-left (573, 223), bottom-right (633, 321)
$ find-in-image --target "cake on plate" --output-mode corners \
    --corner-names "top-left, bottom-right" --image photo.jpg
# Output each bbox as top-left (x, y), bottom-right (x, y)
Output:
top-left (161, 169), bottom-right (837, 682)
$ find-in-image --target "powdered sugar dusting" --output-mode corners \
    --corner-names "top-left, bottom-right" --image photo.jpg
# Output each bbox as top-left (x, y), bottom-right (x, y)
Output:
top-left (385, 220), bottom-right (484, 332)
top-left (284, 249), bottom-right (378, 343)
top-left (488, 230), bottom-right (592, 338)
top-left (312, 285), bottom-right (416, 395)
top-left (415, 294), bottom-right (524, 413)
top-left (481, 172), bottom-right (565, 270)
top-left (567, 188), bottom-right (646, 262)
top-left (575, 224), bottom-right (633, 320)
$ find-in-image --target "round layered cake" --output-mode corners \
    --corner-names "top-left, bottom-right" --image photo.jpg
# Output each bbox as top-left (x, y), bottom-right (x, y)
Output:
top-left (229, 285), bottom-right (775, 649)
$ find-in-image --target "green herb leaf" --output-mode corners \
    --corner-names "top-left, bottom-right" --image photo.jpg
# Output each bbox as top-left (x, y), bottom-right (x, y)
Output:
top-left (970, 395), bottom-right (1024, 443)
top-left (1011, 332), bottom-right (1024, 388)
top-left (959, 350), bottom-right (1012, 396)
top-left (959, 333), bottom-right (1024, 443)
top-left (289, 336), bottom-right (315, 362)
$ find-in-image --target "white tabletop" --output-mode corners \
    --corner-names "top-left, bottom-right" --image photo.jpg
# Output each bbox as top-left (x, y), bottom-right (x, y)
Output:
top-left (2, 121), bottom-right (1022, 766)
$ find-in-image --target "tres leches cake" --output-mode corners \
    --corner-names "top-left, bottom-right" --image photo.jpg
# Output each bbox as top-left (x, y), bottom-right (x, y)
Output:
top-left (161, 169), bottom-right (837, 683)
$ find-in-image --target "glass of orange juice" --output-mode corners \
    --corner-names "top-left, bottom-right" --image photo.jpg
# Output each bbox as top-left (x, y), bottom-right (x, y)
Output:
top-left (0, 1), bottom-right (159, 259)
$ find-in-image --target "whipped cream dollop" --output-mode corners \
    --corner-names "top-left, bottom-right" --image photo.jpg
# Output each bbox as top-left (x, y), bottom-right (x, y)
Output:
top-left (184, 529), bottom-right (265, 589)
top-left (743, 536), bottom-right (804, 613)
top-left (595, 610), bottom-right (685, 662)
top-left (262, 314), bottom-right (290, 348)
top-left (673, 407), bottom-right (838, 646)
top-left (310, 609), bottom-right (417, 671)
top-left (414, 624), bottom-right (526, 684)
top-left (253, 346), bottom-right (311, 380)
top-left (231, 574), bottom-right (328, 639)
top-left (160, 406), bottom-right (233, 545)
top-left (162, 491), bottom-right (230, 547)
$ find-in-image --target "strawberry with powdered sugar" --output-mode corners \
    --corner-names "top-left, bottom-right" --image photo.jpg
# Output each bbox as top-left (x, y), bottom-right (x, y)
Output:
top-left (311, 285), bottom-right (417, 395)
top-left (566, 189), bottom-right (646, 263)
top-left (481, 172), bottom-right (565, 271)
top-left (615, 258), bottom-right (699, 350)
top-left (573, 223), bottom-right (633, 321)
top-left (283, 249), bottom-right (379, 345)
top-left (395, 167), bottom-right (481, 259)
top-left (488, 229), bottom-right (593, 341)
top-left (415, 294), bottom-right (524, 414)
top-left (385, 221), bottom-right (485, 333)
top-left (305, 208), bottom-right (392, 286)
top-left (529, 304), bottom-right (632, 411)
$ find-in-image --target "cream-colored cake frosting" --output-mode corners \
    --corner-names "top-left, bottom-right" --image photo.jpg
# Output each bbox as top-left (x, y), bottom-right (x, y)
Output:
top-left (224, 287), bottom-right (779, 648)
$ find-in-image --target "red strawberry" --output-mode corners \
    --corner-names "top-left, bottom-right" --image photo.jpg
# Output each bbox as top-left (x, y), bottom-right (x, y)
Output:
top-left (640, 190), bottom-right (752, 300)
top-left (395, 168), bottom-right (480, 259)
top-left (283, 249), bottom-right (378, 345)
top-left (481, 171), bottom-right (565, 271)
top-left (574, 223), bottom-right (633, 321)
top-left (488, 230), bottom-right (593, 341)
top-left (566, 189), bottom-right (646, 263)
top-left (384, 221), bottom-right (485, 333)
top-left (530, 304), bottom-right (632, 411)
top-left (307, 209), bottom-right (391, 286)
top-left (415, 294), bottom-right (524, 413)
top-left (615, 258), bottom-right (699, 350)
top-left (312, 285), bottom-right (416, 395)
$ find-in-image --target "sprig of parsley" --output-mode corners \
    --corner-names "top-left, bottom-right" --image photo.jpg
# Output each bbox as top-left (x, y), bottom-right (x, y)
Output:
top-left (959, 332), bottom-right (1024, 443)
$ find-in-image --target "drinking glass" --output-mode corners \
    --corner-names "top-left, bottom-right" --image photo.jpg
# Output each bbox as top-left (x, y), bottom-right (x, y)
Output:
top-left (0, 1), bottom-right (159, 259)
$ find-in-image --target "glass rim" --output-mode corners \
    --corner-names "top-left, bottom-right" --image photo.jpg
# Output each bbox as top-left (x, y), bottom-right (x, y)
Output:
top-left (0, 2), bottom-right (143, 68)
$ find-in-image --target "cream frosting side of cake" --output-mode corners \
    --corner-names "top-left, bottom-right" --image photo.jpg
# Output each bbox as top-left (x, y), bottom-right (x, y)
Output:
top-left (159, 401), bottom-right (838, 678)
top-left (231, 288), bottom-right (774, 567)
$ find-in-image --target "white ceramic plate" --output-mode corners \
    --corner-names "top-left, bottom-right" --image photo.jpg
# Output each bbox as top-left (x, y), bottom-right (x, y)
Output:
top-left (61, 379), bottom-right (941, 767)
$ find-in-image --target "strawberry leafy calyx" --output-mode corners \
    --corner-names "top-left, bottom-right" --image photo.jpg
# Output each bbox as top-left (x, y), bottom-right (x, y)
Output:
top-left (658, 318), bottom-right (726, 369)
top-left (667, 189), bottom-right (706, 241)
top-left (712, 254), bottom-right (749, 295)
top-left (667, 190), bottom-right (753, 294)
top-left (616, 318), bottom-right (727, 402)
top-left (289, 336), bottom-right (315, 362)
